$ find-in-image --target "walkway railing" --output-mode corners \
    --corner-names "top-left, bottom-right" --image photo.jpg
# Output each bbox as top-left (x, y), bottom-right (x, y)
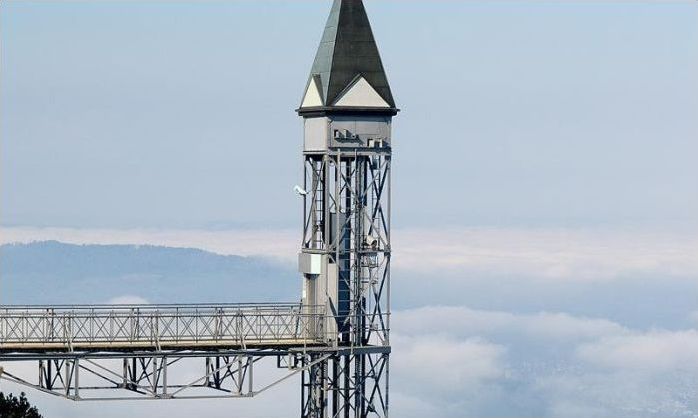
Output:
top-left (0, 303), bottom-right (327, 351)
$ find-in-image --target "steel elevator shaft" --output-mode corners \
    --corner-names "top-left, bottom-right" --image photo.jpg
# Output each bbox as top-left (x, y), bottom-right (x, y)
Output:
top-left (299, 151), bottom-right (391, 418)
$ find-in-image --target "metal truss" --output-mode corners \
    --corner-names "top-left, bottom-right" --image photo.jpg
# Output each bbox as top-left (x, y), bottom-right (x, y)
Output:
top-left (0, 303), bottom-right (325, 351)
top-left (303, 352), bottom-right (389, 418)
top-left (0, 304), bottom-right (328, 400)
top-left (301, 149), bottom-right (391, 418)
top-left (0, 303), bottom-right (391, 405)
top-left (301, 151), bottom-right (391, 347)
top-left (0, 348), bottom-right (335, 401)
top-left (0, 303), bottom-right (335, 400)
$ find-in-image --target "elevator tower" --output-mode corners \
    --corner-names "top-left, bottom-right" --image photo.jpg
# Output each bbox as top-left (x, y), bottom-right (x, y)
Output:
top-left (297, 1), bottom-right (397, 416)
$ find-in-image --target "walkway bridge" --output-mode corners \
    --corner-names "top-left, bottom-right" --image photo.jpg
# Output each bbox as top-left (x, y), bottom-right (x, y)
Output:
top-left (0, 304), bottom-right (326, 352)
top-left (0, 303), bottom-right (356, 401)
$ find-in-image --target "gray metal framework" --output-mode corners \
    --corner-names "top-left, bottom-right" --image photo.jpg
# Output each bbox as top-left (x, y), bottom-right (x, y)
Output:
top-left (300, 148), bottom-right (392, 418)
top-left (0, 303), bottom-right (390, 409)
top-left (0, 304), bottom-right (325, 351)
top-left (0, 303), bottom-right (333, 400)
top-left (0, 349), bottom-right (328, 401)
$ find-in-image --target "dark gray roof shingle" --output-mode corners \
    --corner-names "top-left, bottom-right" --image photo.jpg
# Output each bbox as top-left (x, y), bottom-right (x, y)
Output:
top-left (304, 0), bottom-right (395, 109)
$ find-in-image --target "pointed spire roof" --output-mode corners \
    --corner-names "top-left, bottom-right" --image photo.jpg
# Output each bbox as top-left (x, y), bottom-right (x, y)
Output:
top-left (298, 0), bottom-right (397, 115)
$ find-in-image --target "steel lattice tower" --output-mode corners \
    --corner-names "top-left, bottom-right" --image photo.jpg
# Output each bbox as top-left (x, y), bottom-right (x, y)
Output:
top-left (297, 1), bottom-right (398, 416)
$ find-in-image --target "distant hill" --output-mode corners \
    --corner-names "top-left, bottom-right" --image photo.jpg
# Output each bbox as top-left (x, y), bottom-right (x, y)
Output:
top-left (0, 241), bottom-right (299, 305)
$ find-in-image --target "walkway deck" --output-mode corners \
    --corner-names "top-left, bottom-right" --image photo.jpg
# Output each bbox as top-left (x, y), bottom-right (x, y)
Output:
top-left (0, 303), bottom-right (327, 353)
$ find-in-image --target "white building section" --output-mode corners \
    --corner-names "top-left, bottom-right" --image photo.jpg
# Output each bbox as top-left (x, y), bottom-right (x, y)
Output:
top-left (301, 78), bottom-right (323, 108)
top-left (333, 76), bottom-right (390, 108)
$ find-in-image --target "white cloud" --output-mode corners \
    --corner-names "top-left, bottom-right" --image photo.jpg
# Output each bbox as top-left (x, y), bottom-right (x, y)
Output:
top-left (391, 305), bottom-right (698, 418)
top-left (394, 305), bottom-right (625, 342)
top-left (392, 335), bottom-right (505, 394)
top-left (3, 226), bottom-right (696, 282)
top-left (576, 330), bottom-right (698, 372)
top-left (394, 227), bottom-right (698, 282)
top-left (389, 391), bottom-right (442, 417)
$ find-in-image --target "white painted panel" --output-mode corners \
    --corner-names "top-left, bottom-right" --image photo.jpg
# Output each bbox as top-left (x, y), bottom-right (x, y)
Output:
top-left (304, 117), bottom-right (328, 151)
top-left (333, 77), bottom-right (390, 108)
top-left (298, 252), bottom-right (323, 275)
top-left (301, 79), bottom-right (323, 108)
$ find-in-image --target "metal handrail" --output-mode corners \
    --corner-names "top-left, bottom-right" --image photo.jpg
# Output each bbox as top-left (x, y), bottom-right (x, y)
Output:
top-left (0, 302), bottom-right (303, 310)
top-left (0, 303), bottom-right (328, 350)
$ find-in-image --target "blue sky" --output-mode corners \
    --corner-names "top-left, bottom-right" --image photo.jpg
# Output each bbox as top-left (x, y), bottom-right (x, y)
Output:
top-left (2, 0), bottom-right (696, 229)
top-left (1, 1), bottom-right (698, 417)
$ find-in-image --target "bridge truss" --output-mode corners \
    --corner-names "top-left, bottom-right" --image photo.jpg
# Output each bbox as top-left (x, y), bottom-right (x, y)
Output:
top-left (0, 303), bottom-right (389, 415)
top-left (0, 304), bottom-right (326, 400)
